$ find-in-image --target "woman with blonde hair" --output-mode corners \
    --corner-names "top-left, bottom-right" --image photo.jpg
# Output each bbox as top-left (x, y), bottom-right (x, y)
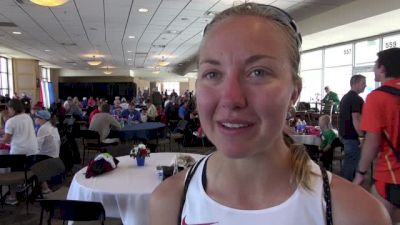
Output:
top-left (150, 3), bottom-right (389, 225)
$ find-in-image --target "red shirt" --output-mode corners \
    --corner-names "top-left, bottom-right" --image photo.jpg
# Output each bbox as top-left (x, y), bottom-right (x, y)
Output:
top-left (89, 108), bottom-right (100, 124)
top-left (360, 78), bottom-right (400, 184)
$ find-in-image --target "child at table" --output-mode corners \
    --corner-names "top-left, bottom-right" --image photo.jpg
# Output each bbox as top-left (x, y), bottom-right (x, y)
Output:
top-left (318, 115), bottom-right (337, 170)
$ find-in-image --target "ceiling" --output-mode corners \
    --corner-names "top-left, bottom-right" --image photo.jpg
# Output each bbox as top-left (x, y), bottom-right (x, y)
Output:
top-left (0, 0), bottom-right (360, 78)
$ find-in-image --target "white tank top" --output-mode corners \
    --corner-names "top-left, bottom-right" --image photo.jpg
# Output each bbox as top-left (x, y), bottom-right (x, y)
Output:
top-left (181, 156), bottom-right (332, 225)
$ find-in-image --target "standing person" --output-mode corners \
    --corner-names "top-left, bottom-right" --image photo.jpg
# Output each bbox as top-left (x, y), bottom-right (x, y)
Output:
top-left (322, 86), bottom-right (340, 113)
top-left (338, 74), bottom-right (366, 181)
top-left (145, 99), bottom-right (157, 122)
top-left (151, 88), bottom-right (163, 110)
top-left (150, 3), bottom-right (389, 225)
top-left (354, 48), bottom-right (400, 223)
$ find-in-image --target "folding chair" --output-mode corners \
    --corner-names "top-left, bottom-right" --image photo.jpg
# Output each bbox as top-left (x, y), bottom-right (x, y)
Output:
top-left (171, 120), bottom-right (188, 151)
top-left (39, 199), bottom-right (106, 225)
top-left (147, 126), bottom-right (172, 152)
top-left (0, 154), bottom-right (37, 214)
top-left (331, 138), bottom-right (344, 173)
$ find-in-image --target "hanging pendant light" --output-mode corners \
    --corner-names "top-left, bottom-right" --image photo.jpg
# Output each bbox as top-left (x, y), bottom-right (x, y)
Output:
top-left (103, 66), bottom-right (112, 75)
top-left (87, 56), bottom-right (102, 66)
top-left (30, 0), bottom-right (69, 7)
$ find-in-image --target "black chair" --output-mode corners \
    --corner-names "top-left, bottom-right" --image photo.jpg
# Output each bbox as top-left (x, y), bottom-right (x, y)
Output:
top-left (147, 126), bottom-right (172, 152)
top-left (39, 199), bottom-right (106, 225)
top-left (0, 154), bottom-right (37, 214)
top-left (171, 120), bottom-right (189, 151)
top-left (80, 130), bottom-right (118, 166)
top-left (330, 138), bottom-right (344, 172)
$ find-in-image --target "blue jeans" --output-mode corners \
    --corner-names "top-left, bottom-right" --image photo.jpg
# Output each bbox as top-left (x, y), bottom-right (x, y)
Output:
top-left (341, 138), bottom-right (360, 181)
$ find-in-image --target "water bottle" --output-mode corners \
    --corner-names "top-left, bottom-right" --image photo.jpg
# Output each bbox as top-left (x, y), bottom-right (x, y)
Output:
top-left (156, 165), bottom-right (164, 182)
top-left (300, 120), bottom-right (306, 133)
top-left (295, 119), bottom-right (301, 133)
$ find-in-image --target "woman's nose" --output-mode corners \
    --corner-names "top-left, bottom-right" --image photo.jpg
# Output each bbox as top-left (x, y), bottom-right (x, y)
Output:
top-left (219, 73), bottom-right (247, 110)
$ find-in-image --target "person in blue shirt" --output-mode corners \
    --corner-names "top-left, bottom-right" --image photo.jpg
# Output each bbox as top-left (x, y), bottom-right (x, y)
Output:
top-left (121, 103), bottom-right (141, 122)
top-left (178, 100), bottom-right (188, 120)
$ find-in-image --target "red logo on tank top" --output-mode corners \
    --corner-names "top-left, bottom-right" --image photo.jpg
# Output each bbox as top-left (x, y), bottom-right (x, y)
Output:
top-left (182, 216), bottom-right (218, 225)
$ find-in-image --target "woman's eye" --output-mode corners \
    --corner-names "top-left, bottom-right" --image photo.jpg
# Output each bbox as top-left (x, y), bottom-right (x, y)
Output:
top-left (204, 71), bottom-right (219, 80)
top-left (249, 69), bottom-right (267, 78)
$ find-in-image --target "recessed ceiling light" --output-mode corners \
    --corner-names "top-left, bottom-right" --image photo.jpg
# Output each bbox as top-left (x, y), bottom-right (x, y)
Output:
top-left (12, 31), bottom-right (21, 35)
top-left (138, 8), bottom-right (148, 13)
top-left (128, 35), bottom-right (135, 39)
top-left (44, 49), bottom-right (51, 52)
top-left (127, 50), bottom-right (132, 53)
top-left (127, 58), bottom-right (132, 61)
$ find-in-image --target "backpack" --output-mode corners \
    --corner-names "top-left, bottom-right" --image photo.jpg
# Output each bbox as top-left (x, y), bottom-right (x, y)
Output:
top-left (375, 85), bottom-right (400, 161)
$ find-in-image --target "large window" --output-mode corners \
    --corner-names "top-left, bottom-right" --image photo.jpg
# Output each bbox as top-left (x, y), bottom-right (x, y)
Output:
top-left (383, 34), bottom-right (400, 50)
top-left (324, 44), bottom-right (352, 67)
top-left (299, 69), bottom-right (322, 102)
top-left (355, 39), bottom-right (379, 66)
top-left (163, 82), bottom-right (180, 96)
top-left (324, 66), bottom-right (353, 99)
top-left (0, 56), bottom-right (11, 96)
top-left (299, 50), bottom-right (323, 102)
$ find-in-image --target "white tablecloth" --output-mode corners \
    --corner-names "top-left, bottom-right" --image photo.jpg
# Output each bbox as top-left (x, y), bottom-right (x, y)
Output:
top-left (291, 134), bottom-right (321, 146)
top-left (67, 152), bottom-right (204, 225)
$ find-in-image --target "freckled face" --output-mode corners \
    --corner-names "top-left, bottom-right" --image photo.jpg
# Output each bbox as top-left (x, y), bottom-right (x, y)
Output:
top-left (196, 16), bottom-right (300, 158)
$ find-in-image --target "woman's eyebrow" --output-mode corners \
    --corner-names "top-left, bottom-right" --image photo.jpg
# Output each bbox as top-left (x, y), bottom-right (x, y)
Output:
top-left (245, 54), bottom-right (277, 64)
top-left (199, 58), bottom-right (220, 66)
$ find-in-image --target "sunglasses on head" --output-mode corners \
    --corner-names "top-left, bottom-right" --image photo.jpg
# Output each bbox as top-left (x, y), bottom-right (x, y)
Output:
top-left (203, 3), bottom-right (302, 48)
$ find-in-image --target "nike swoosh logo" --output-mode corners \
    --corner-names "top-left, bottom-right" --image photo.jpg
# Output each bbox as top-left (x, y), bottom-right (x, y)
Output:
top-left (182, 216), bottom-right (218, 225)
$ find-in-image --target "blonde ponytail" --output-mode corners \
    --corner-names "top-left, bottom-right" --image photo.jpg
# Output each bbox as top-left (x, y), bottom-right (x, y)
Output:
top-left (284, 133), bottom-right (313, 190)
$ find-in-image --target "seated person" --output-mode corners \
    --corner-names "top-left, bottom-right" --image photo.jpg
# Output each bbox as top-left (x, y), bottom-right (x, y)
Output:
top-left (121, 103), bottom-right (141, 122)
top-left (318, 115), bottom-right (337, 170)
top-left (120, 97), bottom-right (129, 110)
top-left (141, 107), bottom-right (148, 123)
top-left (33, 110), bottom-right (61, 194)
top-left (111, 105), bottom-right (123, 118)
top-left (35, 110), bottom-right (61, 158)
top-left (0, 99), bottom-right (38, 205)
top-left (89, 103), bottom-right (121, 142)
top-left (89, 104), bottom-right (101, 124)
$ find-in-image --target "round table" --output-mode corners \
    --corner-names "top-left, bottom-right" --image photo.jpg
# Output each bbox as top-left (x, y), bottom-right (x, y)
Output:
top-left (111, 122), bottom-right (166, 142)
top-left (67, 152), bottom-right (205, 225)
top-left (290, 134), bottom-right (321, 146)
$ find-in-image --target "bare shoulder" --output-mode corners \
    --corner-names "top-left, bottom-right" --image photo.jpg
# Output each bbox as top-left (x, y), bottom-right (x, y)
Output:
top-left (149, 170), bottom-right (187, 225)
top-left (330, 175), bottom-right (391, 225)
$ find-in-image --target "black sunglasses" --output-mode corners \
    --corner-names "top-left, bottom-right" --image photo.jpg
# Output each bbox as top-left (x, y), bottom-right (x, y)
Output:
top-left (204, 3), bottom-right (302, 48)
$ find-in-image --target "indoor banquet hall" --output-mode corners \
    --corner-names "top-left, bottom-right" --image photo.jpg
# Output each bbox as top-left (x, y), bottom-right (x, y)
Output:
top-left (0, 0), bottom-right (399, 224)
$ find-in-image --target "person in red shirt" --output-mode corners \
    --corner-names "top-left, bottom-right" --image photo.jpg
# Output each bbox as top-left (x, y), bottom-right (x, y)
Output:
top-left (355, 48), bottom-right (400, 223)
top-left (89, 104), bottom-right (101, 124)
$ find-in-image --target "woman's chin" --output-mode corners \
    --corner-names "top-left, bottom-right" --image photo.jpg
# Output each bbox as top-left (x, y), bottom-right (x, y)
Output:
top-left (216, 144), bottom-right (253, 159)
